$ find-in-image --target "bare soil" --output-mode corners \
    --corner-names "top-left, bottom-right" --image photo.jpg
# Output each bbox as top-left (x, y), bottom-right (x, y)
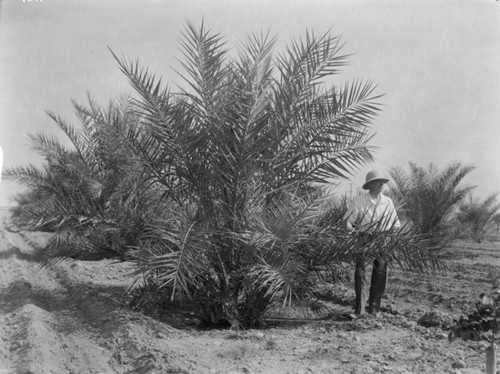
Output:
top-left (0, 207), bottom-right (498, 374)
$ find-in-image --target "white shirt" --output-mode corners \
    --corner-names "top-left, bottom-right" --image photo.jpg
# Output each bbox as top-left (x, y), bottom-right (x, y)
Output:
top-left (343, 193), bottom-right (400, 232)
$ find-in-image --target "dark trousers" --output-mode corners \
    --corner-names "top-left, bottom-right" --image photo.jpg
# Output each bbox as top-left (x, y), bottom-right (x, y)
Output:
top-left (354, 256), bottom-right (388, 314)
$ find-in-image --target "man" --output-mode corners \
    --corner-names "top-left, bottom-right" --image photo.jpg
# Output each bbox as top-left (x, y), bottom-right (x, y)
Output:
top-left (344, 170), bottom-right (400, 315)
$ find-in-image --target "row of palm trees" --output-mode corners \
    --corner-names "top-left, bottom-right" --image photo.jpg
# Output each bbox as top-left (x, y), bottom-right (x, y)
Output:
top-left (388, 162), bottom-right (500, 244)
top-left (5, 23), bottom-right (481, 327)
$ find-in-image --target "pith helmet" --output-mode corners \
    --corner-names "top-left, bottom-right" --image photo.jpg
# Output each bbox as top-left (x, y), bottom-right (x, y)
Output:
top-left (362, 170), bottom-right (389, 190)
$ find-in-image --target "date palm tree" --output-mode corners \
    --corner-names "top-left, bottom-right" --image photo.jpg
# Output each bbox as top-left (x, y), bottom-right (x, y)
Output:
top-left (4, 96), bottom-right (160, 261)
top-left (117, 22), bottom-right (444, 327)
top-left (455, 194), bottom-right (500, 243)
top-left (389, 161), bottom-right (475, 242)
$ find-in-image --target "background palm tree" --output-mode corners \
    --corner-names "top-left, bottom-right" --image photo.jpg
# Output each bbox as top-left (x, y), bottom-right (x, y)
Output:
top-left (5, 96), bottom-right (161, 261)
top-left (388, 161), bottom-right (475, 242)
top-left (455, 194), bottom-right (500, 243)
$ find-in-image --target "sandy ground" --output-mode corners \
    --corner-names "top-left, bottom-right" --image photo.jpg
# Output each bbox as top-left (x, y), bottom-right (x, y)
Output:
top-left (0, 207), bottom-right (498, 374)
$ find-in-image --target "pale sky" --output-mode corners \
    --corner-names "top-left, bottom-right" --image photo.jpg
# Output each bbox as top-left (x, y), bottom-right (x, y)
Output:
top-left (0, 0), bottom-right (499, 205)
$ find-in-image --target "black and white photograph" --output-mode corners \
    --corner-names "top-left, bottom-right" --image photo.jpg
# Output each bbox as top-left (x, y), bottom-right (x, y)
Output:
top-left (0, 0), bottom-right (499, 373)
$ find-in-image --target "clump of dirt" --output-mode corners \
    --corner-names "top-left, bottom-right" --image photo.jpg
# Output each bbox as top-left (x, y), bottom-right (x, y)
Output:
top-left (0, 207), bottom-right (497, 373)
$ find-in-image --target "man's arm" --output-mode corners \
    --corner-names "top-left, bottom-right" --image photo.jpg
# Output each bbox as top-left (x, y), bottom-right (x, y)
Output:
top-left (343, 199), bottom-right (358, 232)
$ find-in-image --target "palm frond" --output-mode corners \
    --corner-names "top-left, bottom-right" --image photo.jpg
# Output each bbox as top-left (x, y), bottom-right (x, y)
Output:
top-left (275, 29), bottom-right (349, 105)
top-left (3, 165), bottom-right (49, 188)
top-left (177, 21), bottom-right (229, 101)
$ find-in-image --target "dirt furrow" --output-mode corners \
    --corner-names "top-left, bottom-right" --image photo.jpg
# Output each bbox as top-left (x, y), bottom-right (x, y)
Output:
top-left (0, 213), bottom-right (126, 373)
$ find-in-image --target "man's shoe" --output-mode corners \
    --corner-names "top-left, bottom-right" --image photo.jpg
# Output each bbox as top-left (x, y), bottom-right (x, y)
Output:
top-left (367, 305), bottom-right (381, 317)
